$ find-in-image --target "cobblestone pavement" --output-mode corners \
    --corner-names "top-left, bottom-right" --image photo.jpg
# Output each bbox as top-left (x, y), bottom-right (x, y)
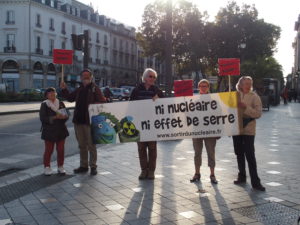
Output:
top-left (0, 103), bottom-right (300, 225)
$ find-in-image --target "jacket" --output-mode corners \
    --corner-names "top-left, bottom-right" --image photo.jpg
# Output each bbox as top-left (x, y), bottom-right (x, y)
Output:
top-left (129, 83), bottom-right (164, 101)
top-left (61, 82), bottom-right (106, 125)
top-left (39, 101), bottom-right (69, 142)
top-left (238, 91), bottom-right (262, 135)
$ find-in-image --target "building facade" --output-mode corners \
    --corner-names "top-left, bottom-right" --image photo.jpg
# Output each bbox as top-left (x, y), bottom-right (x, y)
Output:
top-left (0, 0), bottom-right (138, 92)
top-left (292, 14), bottom-right (300, 100)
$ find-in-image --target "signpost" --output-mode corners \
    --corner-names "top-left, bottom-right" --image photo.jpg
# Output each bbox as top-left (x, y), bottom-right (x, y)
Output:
top-left (53, 49), bottom-right (73, 82)
top-left (218, 58), bottom-right (240, 91)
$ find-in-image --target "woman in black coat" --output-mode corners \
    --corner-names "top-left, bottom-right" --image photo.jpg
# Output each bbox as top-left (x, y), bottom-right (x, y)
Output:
top-left (40, 87), bottom-right (69, 175)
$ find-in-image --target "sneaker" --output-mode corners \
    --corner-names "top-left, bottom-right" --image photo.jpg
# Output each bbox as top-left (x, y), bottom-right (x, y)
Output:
top-left (210, 175), bottom-right (218, 184)
top-left (233, 176), bottom-right (246, 185)
top-left (147, 170), bottom-right (155, 180)
top-left (90, 167), bottom-right (97, 176)
top-left (138, 170), bottom-right (148, 180)
top-left (44, 167), bottom-right (52, 176)
top-left (73, 167), bottom-right (88, 174)
top-left (252, 184), bottom-right (266, 191)
top-left (57, 166), bottom-right (66, 175)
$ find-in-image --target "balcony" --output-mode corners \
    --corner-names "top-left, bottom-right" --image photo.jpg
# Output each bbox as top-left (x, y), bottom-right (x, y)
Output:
top-left (36, 23), bottom-right (42, 28)
top-left (36, 48), bottom-right (43, 55)
top-left (104, 42), bottom-right (108, 46)
top-left (61, 30), bottom-right (66, 35)
top-left (89, 58), bottom-right (93, 63)
top-left (49, 27), bottom-right (55, 31)
top-left (96, 39), bottom-right (100, 44)
top-left (49, 50), bottom-right (53, 56)
top-left (103, 60), bottom-right (109, 65)
top-left (5, 21), bottom-right (15, 25)
top-left (96, 59), bottom-right (101, 64)
top-left (4, 46), bottom-right (16, 53)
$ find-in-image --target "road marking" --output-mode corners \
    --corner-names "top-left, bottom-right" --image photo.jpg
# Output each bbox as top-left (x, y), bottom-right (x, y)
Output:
top-left (0, 132), bottom-right (38, 137)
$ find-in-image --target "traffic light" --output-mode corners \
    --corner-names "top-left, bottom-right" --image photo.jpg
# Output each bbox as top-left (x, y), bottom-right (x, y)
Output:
top-left (71, 34), bottom-right (84, 50)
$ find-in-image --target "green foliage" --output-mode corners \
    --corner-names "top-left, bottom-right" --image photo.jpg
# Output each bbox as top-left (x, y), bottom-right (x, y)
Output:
top-left (139, 0), bottom-right (283, 83)
top-left (0, 92), bottom-right (44, 102)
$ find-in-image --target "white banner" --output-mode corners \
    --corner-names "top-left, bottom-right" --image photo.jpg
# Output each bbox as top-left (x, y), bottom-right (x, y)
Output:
top-left (89, 92), bottom-right (240, 144)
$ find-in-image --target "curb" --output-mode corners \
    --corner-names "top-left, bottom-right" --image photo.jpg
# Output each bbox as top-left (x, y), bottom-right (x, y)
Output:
top-left (0, 107), bottom-right (75, 116)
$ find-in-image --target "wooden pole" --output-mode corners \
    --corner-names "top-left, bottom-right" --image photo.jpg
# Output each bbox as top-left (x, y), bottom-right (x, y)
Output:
top-left (228, 75), bottom-right (231, 92)
top-left (61, 64), bottom-right (64, 83)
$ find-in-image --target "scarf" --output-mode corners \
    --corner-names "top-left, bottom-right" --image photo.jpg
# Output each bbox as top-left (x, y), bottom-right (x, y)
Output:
top-left (44, 99), bottom-right (60, 112)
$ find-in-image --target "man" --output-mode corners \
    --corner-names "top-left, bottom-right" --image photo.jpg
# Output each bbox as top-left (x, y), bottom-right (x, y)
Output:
top-left (60, 69), bottom-right (106, 175)
top-left (130, 68), bottom-right (164, 179)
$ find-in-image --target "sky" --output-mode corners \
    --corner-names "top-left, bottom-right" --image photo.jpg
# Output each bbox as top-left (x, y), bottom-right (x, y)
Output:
top-left (80, 0), bottom-right (299, 76)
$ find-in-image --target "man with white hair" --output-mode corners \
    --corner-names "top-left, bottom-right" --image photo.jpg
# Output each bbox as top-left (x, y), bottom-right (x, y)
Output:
top-left (130, 68), bottom-right (164, 179)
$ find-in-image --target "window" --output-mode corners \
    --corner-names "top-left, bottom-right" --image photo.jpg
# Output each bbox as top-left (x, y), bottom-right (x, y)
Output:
top-left (119, 39), bottom-right (123, 51)
top-left (113, 37), bottom-right (117, 48)
top-left (6, 11), bottom-right (15, 24)
top-left (61, 40), bottom-right (66, 49)
top-left (7, 34), bottom-right (15, 48)
top-left (61, 22), bottom-right (66, 34)
top-left (104, 35), bottom-right (108, 45)
top-left (49, 18), bottom-right (54, 31)
top-left (36, 14), bottom-right (41, 27)
top-left (49, 39), bottom-right (54, 55)
top-left (104, 48), bottom-right (108, 60)
top-left (96, 32), bottom-right (100, 43)
top-left (96, 47), bottom-right (100, 59)
top-left (72, 25), bottom-right (76, 34)
top-left (125, 41), bottom-right (128, 52)
top-left (36, 36), bottom-right (41, 49)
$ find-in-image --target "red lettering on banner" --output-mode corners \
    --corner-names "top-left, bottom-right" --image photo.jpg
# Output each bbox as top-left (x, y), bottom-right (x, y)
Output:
top-left (53, 49), bottom-right (73, 64)
top-left (218, 58), bottom-right (240, 76)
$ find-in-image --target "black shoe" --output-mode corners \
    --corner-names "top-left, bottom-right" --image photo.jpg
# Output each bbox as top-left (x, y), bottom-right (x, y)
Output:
top-left (234, 177), bottom-right (246, 185)
top-left (252, 184), bottom-right (266, 191)
top-left (73, 167), bottom-right (88, 174)
top-left (190, 174), bottom-right (201, 182)
top-left (210, 175), bottom-right (218, 184)
top-left (90, 167), bottom-right (97, 176)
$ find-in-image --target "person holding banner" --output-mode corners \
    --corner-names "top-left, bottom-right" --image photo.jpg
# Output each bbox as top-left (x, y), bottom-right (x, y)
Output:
top-left (60, 69), bottom-right (106, 176)
top-left (130, 68), bottom-right (164, 180)
top-left (39, 87), bottom-right (69, 176)
top-left (190, 79), bottom-right (219, 184)
top-left (233, 76), bottom-right (265, 191)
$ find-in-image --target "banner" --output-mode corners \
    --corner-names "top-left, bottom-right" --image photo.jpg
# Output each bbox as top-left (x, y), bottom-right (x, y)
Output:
top-left (89, 92), bottom-right (240, 144)
top-left (53, 49), bottom-right (73, 64)
top-left (218, 58), bottom-right (240, 76)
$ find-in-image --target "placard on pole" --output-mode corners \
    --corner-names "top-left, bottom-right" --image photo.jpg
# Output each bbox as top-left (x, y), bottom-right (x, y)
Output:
top-left (53, 49), bottom-right (74, 83)
top-left (218, 58), bottom-right (240, 91)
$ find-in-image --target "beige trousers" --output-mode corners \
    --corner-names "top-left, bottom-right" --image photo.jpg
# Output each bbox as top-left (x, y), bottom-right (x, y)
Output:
top-left (74, 124), bottom-right (97, 168)
top-left (192, 138), bottom-right (217, 169)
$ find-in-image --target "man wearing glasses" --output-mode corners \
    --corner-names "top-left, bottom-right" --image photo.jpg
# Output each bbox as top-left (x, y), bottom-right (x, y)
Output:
top-left (130, 68), bottom-right (164, 179)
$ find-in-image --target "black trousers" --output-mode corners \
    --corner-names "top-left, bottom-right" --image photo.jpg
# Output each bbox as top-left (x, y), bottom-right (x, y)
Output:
top-left (232, 135), bottom-right (261, 186)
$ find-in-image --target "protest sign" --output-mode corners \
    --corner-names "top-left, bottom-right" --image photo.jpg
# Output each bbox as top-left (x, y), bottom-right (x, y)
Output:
top-left (89, 92), bottom-right (240, 144)
top-left (53, 49), bottom-right (73, 64)
top-left (174, 80), bottom-right (193, 97)
top-left (218, 58), bottom-right (240, 76)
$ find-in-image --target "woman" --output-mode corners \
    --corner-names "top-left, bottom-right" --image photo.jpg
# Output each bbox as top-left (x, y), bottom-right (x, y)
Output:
top-left (40, 87), bottom-right (69, 176)
top-left (130, 68), bottom-right (164, 180)
top-left (233, 76), bottom-right (265, 191)
top-left (190, 79), bottom-right (219, 184)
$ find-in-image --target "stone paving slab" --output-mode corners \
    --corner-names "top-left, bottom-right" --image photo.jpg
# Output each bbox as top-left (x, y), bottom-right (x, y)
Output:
top-left (0, 103), bottom-right (300, 224)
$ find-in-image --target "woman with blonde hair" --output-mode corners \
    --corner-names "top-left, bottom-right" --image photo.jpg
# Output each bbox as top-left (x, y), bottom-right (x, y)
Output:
top-left (233, 76), bottom-right (265, 191)
top-left (190, 79), bottom-right (219, 184)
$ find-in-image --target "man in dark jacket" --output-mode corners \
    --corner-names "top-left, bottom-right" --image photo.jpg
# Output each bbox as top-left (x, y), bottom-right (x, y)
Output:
top-left (60, 69), bottom-right (106, 175)
top-left (130, 68), bottom-right (164, 180)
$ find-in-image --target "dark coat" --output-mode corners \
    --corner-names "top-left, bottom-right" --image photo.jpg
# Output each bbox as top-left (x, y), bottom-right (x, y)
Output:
top-left (129, 83), bottom-right (164, 101)
top-left (61, 82), bottom-right (106, 125)
top-left (39, 101), bottom-right (69, 142)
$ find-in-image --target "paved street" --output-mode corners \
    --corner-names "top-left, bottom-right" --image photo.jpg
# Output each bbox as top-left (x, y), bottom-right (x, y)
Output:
top-left (0, 102), bottom-right (300, 225)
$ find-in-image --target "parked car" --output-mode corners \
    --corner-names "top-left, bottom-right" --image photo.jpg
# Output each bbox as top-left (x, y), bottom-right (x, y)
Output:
top-left (120, 85), bottom-right (135, 95)
top-left (20, 88), bottom-right (41, 94)
top-left (110, 88), bottom-right (130, 101)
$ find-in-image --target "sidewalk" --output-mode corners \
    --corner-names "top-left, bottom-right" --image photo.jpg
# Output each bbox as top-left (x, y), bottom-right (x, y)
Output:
top-left (0, 103), bottom-right (300, 225)
top-left (0, 102), bottom-right (75, 115)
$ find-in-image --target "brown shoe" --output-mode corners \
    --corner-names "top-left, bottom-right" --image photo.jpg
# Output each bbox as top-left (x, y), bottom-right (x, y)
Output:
top-left (138, 170), bottom-right (148, 180)
top-left (147, 170), bottom-right (155, 180)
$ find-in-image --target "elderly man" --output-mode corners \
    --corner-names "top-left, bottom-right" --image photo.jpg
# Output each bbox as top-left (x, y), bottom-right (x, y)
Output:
top-left (130, 68), bottom-right (164, 179)
top-left (60, 69), bottom-right (106, 175)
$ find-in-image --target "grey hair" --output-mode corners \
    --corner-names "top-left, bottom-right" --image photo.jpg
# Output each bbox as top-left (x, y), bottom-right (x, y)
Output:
top-left (236, 76), bottom-right (253, 92)
top-left (142, 68), bottom-right (157, 83)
